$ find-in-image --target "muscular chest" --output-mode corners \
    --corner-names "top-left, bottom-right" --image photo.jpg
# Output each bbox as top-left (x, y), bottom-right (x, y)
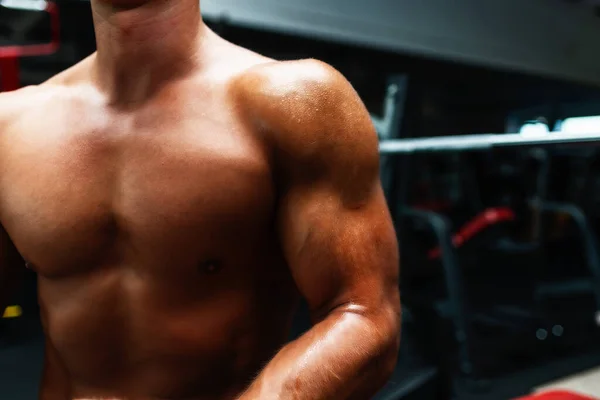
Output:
top-left (0, 101), bottom-right (275, 275)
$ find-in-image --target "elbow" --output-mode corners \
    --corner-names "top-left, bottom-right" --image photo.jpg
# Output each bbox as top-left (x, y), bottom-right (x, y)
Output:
top-left (358, 304), bottom-right (401, 386)
top-left (373, 294), bottom-right (402, 382)
top-left (381, 339), bottom-right (399, 384)
top-left (352, 312), bottom-right (400, 398)
top-left (331, 299), bottom-right (401, 385)
top-left (333, 307), bottom-right (401, 397)
top-left (378, 313), bottom-right (401, 382)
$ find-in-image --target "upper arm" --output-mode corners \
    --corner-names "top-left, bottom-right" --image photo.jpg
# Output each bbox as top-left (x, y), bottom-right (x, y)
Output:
top-left (235, 60), bottom-right (400, 325)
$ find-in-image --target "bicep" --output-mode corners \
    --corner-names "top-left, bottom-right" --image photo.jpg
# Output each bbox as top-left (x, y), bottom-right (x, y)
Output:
top-left (245, 59), bottom-right (399, 319)
top-left (278, 183), bottom-right (399, 321)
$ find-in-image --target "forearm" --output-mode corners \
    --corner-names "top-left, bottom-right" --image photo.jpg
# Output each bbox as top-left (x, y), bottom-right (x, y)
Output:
top-left (239, 306), bottom-right (400, 400)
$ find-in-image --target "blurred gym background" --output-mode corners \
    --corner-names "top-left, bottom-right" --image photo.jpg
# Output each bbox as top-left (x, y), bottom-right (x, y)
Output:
top-left (4, 0), bottom-right (600, 399)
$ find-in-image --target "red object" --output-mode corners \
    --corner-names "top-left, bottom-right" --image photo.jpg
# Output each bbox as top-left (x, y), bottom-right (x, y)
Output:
top-left (0, 1), bottom-right (60, 91)
top-left (428, 207), bottom-right (516, 260)
top-left (514, 390), bottom-right (598, 400)
top-left (0, 56), bottom-right (19, 91)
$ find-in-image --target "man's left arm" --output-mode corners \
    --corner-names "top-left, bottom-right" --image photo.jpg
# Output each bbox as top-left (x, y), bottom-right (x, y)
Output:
top-left (237, 60), bottom-right (401, 400)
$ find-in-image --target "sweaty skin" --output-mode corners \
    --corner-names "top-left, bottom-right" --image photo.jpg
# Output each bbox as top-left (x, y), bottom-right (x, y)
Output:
top-left (0, 1), bottom-right (400, 399)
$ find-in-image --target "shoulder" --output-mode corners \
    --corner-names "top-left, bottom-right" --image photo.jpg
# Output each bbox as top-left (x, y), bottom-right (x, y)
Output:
top-left (0, 78), bottom-right (95, 141)
top-left (231, 59), bottom-right (379, 177)
top-left (0, 55), bottom-right (93, 127)
top-left (232, 58), bottom-right (363, 127)
top-left (0, 86), bottom-right (41, 132)
top-left (0, 83), bottom-right (75, 125)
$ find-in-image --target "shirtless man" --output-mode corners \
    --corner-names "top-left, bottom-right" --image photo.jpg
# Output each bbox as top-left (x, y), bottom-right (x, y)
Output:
top-left (0, 0), bottom-right (400, 399)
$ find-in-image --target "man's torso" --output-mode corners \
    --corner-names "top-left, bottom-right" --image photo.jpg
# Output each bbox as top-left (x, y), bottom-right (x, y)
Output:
top-left (0, 43), bottom-right (299, 400)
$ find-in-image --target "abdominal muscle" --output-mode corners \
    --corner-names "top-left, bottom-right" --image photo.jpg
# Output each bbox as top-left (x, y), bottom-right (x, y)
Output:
top-left (36, 269), bottom-right (297, 400)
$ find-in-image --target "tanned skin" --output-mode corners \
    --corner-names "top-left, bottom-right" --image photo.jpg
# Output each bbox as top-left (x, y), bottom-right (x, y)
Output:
top-left (0, 1), bottom-right (400, 399)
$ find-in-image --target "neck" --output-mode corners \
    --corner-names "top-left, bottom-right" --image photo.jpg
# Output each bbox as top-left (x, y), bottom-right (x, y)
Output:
top-left (91, 0), bottom-right (204, 105)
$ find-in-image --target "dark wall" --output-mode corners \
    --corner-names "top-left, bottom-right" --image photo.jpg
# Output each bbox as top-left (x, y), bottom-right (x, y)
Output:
top-left (5, 2), bottom-right (600, 137)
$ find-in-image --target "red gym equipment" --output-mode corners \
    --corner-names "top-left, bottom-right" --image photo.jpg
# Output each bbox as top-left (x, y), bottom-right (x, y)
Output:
top-left (515, 390), bottom-right (597, 400)
top-left (427, 207), bottom-right (516, 260)
top-left (0, 0), bottom-right (60, 92)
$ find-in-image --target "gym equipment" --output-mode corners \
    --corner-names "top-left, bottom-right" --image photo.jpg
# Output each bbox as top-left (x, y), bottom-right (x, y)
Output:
top-left (515, 391), bottom-right (596, 400)
top-left (427, 207), bottom-right (516, 260)
top-left (371, 75), bottom-right (407, 204)
top-left (404, 149), bottom-right (600, 373)
top-left (381, 103), bottom-right (600, 390)
top-left (379, 131), bottom-right (600, 155)
top-left (2, 306), bottom-right (22, 318)
top-left (0, 0), bottom-right (60, 91)
top-left (371, 76), bottom-right (407, 142)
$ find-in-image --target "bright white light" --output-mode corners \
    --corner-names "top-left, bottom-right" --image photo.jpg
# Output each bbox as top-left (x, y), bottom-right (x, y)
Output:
top-left (561, 116), bottom-right (600, 134)
top-left (0, 0), bottom-right (46, 11)
top-left (520, 123), bottom-right (549, 138)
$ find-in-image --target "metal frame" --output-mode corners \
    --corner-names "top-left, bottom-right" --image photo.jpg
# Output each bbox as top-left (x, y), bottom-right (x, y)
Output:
top-left (402, 202), bottom-right (600, 381)
top-left (388, 116), bottom-right (600, 368)
top-left (418, 203), bottom-right (600, 371)
top-left (402, 209), bottom-right (474, 377)
top-left (380, 132), bottom-right (600, 155)
top-left (539, 202), bottom-right (600, 323)
top-left (372, 75), bottom-right (408, 206)
top-left (371, 76), bottom-right (407, 141)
